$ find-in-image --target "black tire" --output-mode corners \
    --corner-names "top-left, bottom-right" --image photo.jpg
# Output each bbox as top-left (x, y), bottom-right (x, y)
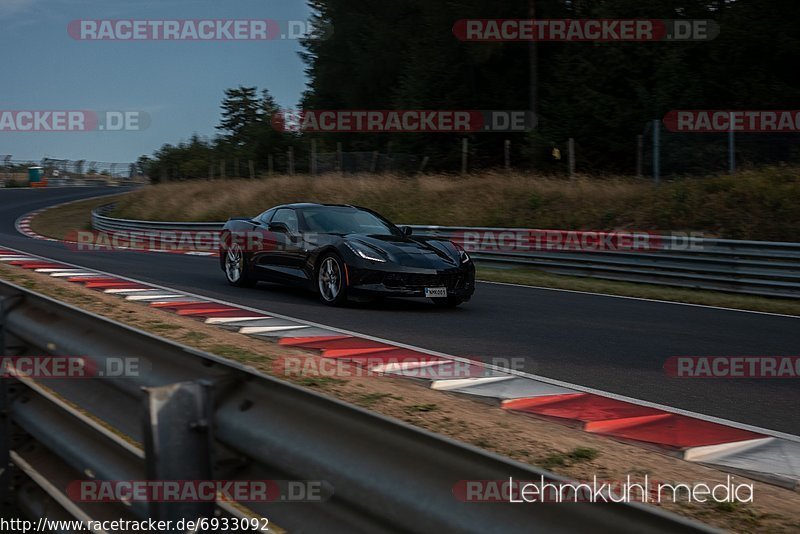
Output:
top-left (223, 242), bottom-right (257, 288)
top-left (317, 253), bottom-right (348, 306)
top-left (432, 296), bottom-right (465, 308)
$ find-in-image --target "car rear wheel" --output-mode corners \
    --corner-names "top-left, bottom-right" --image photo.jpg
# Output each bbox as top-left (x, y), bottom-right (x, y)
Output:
top-left (318, 254), bottom-right (348, 306)
top-left (432, 296), bottom-right (465, 308)
top-left (224, 243), bottom-right (256, 287)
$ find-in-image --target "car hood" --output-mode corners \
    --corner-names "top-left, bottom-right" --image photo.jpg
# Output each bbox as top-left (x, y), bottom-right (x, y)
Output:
top-left (348, 235), bottom-right (461, 268)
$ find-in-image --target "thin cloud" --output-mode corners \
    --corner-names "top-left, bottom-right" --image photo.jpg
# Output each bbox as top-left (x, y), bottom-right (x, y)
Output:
top-left (2, 0), bottom-right (39, 17)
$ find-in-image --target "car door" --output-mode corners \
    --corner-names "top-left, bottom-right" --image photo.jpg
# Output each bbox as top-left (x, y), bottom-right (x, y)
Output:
top-left (255, 208), bottom-right (307, 282)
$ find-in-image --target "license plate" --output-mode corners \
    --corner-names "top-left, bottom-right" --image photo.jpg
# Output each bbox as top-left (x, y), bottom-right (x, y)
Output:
top-left (425, 287), bottom-right (447, 298)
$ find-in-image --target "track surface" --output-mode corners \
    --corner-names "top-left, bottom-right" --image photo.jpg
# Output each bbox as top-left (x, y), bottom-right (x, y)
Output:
top-left (2, 187), bottom-right (799, 434)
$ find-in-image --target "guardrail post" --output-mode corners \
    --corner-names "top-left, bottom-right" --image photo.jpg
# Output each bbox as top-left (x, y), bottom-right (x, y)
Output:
top-left (142, 380), bottom-right (215, 526)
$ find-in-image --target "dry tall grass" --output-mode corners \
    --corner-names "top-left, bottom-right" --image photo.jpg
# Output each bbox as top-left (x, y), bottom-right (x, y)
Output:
top-left (112, 167), bottom-right (800, 241)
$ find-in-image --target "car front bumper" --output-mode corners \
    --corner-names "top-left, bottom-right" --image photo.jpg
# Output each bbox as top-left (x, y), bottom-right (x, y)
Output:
top-left (345, 264), bottom-right (476, 299)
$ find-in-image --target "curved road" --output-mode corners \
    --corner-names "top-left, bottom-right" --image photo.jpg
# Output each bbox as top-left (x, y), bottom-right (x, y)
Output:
top-left (2, 187), bottom-right (799, 434)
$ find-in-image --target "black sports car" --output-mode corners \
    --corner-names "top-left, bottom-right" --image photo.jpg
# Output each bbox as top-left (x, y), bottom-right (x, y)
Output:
top-left (219, 203), bottom-right (475, 306)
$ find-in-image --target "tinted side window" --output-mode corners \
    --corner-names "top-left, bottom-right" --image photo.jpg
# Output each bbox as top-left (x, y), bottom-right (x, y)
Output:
top-left (258, 208), bottom-right (276, 224)
top-left (271, 209), bottom-right (299, 233)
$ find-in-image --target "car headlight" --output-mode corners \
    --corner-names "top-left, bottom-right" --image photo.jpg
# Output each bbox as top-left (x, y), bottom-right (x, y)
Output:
top-left (452, 242), bottom-right (470, 263)
top-left (344, 241), bottom-right (387, 263)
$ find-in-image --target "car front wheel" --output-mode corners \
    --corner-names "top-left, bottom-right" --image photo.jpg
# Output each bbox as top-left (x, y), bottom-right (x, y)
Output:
top-left (317, 253), bottom-right (348, 306)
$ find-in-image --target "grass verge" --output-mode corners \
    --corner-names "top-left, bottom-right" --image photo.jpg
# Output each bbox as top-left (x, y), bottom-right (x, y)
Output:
top-left (113, 168), bottom-right (800, 241)
top-left (27, 193), bottom-right (128, 240)
top-left (477, 266), bottom-right (800, 316)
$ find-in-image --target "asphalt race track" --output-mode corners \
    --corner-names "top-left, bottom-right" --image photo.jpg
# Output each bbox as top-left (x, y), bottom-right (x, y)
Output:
top-left (2, 187), bottom-right (799, 435)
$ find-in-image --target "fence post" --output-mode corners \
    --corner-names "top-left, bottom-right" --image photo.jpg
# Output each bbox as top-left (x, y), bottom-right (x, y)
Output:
top-left (504, 140), bottom-right (511, 171)
top-left (636, 134), bottom-right (643, 178)
top-left (370, 151), bottom-right (379, 173)
top-left (419, 156), bottom-right (429, 174)
top-left (249, 159), bottom-right (255, 179)
top-left (336, 142), bottom-right (343, 174)
top-left (220, 160), bottom-right (226, 180)
top-left (728, 113), bottom-right (736, 174)
top-left (288, 147), bottom-right (295, 175)
top-left (652, 119), bottom-right (661, 185)
top-left (461, 138), bottom-right (468, 175)
top-left (268, 154), bottom-right (274, 176)
top-left (310, 140), bottom-right (317, 175)
top-left (568, 137), bottom-right (576, 179)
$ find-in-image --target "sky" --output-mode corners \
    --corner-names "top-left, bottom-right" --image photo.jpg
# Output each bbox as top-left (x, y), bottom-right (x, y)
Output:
top-left (1, 0), bottom-right (312, 163)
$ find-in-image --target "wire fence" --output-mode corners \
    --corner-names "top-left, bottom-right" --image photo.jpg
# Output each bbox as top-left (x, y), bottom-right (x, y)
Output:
top-left (156, 127), bottom-right (800, 182)
top-left (7, 121), bottom-right (800, 185)
top-left (640, 122), bottom-right (800, 180)
top-left (1, 156), bottom-right (145, 187)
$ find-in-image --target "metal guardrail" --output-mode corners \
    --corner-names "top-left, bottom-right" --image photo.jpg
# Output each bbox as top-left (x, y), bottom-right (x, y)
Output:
top-left (92, 205), bottom-right (800, 299)
top-left (0, 281), bottom-right (711, 533)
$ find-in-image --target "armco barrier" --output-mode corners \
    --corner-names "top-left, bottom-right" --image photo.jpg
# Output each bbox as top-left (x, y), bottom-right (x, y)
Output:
top-left (91, 205), bottom-right (800, 299)
top-left (0, 277), bottom-right (713, 533)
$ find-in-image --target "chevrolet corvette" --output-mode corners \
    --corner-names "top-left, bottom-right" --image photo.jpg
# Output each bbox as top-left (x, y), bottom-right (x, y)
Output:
top-left (220, 203), bottom-right (475, 307)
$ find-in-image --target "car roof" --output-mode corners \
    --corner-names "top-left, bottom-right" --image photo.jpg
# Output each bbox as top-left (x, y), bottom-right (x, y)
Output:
top-left (274, 203), bottom-right (360, 210)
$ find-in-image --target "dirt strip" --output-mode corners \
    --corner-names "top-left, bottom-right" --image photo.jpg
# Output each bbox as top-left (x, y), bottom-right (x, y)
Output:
top-left (0, 262), bottom-right (798, 532)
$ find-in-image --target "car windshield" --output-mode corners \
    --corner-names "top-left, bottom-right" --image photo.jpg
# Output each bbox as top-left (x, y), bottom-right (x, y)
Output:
top-left (302, 207), bottom-right (398, 236)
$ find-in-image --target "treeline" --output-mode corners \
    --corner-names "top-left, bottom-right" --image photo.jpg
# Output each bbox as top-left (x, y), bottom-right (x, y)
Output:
top-left (144, 0), bottom-right (800, 179)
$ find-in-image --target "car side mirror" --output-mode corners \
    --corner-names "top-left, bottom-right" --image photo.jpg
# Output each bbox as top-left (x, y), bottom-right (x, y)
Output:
top-left (401, 226), bottom-right (413, 237)
top-left (269, 222), bottom-right (290, 233)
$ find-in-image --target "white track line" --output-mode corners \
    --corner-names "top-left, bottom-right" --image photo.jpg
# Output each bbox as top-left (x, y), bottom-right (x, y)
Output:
top-left (478, 279), bottom-right (800, 319)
